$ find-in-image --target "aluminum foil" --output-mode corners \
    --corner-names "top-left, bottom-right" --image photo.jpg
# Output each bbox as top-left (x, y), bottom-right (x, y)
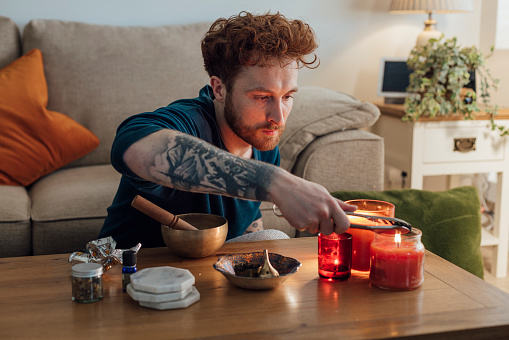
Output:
top-left (69, 237), bottom-right (141, 271)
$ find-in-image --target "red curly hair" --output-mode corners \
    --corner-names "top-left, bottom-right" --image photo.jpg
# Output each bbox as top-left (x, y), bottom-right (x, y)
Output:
top-left (201, 11), bottom-right (319, 91)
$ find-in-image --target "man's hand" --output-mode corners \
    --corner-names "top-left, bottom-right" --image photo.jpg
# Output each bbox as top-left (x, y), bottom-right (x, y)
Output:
top-left (268, 168), bottom-right (357, 235)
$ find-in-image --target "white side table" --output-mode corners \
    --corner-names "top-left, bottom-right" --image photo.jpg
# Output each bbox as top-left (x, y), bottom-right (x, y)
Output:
top-left (372, 103), bottom-right (509, 278)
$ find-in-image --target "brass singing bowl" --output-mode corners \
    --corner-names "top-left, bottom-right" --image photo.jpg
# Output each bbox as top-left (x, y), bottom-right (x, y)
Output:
top-left (161, 213), bottom-right (228, 258)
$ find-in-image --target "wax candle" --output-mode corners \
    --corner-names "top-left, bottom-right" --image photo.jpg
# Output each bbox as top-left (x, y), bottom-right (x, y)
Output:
top-left (369, 228), bottom-right (424, 291)
top-left (318, 232), bottom-right (352, 281)
top-left (345, 228), bottom-right (373, 271)
top-left (345, 200), bottom-right (395, 272)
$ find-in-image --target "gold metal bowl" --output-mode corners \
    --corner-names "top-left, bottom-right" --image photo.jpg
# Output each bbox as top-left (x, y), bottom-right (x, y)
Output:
top-left (213, 252), bottom-right (301, 290)
top-left (161, 213), bottom-right (228, 258)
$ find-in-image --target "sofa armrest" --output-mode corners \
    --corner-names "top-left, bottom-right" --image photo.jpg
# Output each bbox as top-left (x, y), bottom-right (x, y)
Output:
top-left (279, 86), bottom-right (380, 171)
top-left (291, 129), bottom-right (384, 191)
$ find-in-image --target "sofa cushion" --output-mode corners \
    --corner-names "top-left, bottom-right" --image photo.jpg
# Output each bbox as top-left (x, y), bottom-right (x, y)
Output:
top-left (0, 16), bottom-right (20, 69)
top-left (0, 49), bottom-right (100, 186)
top-left (23, 19), bottom-right (211, 167)
top-left (0, 186), bottom-right (30, 222)
top-left (0, 185), bottom-right (31, 257)
top-left (279, 86), bottom-right (380, 170)
top-left (29, 165), bottom-right (121, 255)
top-left (332, 186), bottom-right (484, 279)
top-left (29, 164), bottom-right (121, 222)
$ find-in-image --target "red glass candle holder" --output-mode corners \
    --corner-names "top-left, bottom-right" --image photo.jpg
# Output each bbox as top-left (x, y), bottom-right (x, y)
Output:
top-left (318, 232), bottom-right (352, 281)
top-left (370, 228), bottom-right (425, 291)
top-left (345, 199), bottom-right (395, 272)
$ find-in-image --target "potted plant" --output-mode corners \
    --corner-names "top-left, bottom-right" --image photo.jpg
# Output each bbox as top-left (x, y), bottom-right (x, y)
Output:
top-left (403, 36), bottom-right (507, 136)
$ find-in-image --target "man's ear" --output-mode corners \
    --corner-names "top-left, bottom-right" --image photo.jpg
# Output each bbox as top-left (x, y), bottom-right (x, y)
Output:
top-left (210, 76), bottom-right (226, 103)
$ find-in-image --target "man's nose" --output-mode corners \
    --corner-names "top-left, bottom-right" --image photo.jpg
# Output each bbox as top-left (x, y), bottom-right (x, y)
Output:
top-left (267, 100), bottom-right (286, 126)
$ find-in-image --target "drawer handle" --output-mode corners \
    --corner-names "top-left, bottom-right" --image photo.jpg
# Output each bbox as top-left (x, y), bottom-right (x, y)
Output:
top-left (454, 138), bottom-right (476, 152)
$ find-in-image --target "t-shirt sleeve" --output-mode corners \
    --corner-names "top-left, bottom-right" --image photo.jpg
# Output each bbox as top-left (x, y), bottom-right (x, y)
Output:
top-left (110, 108), bottom-right (204, 180)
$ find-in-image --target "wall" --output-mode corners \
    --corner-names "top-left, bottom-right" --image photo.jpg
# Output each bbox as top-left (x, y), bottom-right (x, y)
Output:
top-left (1, 0), bottom-right (506, 106)
top-left (480, 0), bottom-right (509, 109)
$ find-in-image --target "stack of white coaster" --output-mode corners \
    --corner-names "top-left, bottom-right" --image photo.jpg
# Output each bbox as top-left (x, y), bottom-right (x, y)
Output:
top-left (126, 266), bottom-right (200, 310)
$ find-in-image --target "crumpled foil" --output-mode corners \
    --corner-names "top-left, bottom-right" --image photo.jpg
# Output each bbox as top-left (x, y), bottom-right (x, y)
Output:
top-left (68, 236), bottom-right (142, 271)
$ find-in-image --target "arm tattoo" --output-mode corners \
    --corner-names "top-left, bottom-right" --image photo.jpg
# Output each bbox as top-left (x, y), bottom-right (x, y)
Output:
top-left (147, 133), bottom-right (275, 201)
top-left (244, 219), bottom-right (264, 234)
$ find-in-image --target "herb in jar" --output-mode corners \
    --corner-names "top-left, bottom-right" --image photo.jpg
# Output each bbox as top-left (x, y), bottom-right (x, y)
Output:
top-left (71, 263), bottom-right (103, 303)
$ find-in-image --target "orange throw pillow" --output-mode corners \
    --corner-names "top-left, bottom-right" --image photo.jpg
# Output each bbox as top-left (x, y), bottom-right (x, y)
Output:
top-left (0, 49), bottom-right (99, 186)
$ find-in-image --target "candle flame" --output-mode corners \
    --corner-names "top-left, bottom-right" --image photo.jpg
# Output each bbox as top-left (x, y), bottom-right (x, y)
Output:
top-left (395, 232), bottom-right (401, 246)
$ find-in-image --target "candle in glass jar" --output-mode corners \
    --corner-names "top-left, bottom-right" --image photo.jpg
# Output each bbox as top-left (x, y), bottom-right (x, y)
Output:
top-left (369, 228), bottom-right (424, 291)
top-left (318, 232), bottom-right (352, 281)
top-left (345, 200), bottom-right (395, 272)
top-left (345, 228), bottom-right (373, 271)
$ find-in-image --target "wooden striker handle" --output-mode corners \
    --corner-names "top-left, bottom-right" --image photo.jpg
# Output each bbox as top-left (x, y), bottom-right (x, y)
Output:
top-left (131, 195), bottom-right (198, 231)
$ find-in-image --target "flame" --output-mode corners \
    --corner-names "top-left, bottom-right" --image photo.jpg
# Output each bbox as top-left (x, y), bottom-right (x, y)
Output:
top-left (395, 232), bottom-right (401, 246)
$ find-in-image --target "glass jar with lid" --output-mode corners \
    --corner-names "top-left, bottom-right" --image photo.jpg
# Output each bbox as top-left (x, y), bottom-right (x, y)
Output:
top-left (71, 263), bottom-right (104, 303)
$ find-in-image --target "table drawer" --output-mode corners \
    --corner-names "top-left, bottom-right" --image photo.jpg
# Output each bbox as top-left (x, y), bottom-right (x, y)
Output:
top-left (423, 124), bottom-right (507, 163)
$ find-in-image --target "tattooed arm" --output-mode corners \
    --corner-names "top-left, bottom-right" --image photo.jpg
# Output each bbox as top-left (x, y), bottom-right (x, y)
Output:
top-left (244, 218), bottom-right (264, 234)
top-left (124, 129), bottom-right (275, 201)
top-left (123, 129), bottom-right (355, 235)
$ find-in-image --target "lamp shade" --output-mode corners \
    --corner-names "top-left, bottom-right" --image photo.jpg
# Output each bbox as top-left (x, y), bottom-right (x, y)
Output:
top-left (390, 0), bottom-right (473, 13)
top-left (390, 0), bottom-right (473, 47)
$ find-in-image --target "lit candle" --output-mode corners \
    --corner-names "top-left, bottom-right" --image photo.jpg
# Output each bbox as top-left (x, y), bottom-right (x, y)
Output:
top-left (318, 232), bottom-right (352, 281)
top-left (395, 232), bottom-right (401, 247)
top-left (345, 200), bottom-right (395, 272)
top-left (345, 227), bottom-right (374, 271)
top-left (369, 228), bottom-right (425, 291)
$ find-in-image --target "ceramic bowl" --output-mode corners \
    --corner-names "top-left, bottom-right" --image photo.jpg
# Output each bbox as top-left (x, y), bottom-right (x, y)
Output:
top-left (161, 213), bottom-right (228, 258)
top-left (213, 252), bottom-right (301, 290)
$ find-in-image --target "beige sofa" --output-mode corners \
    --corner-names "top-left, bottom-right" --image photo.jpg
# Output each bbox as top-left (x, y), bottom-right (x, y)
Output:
top-left (0, 16), bottom-right (383, 257)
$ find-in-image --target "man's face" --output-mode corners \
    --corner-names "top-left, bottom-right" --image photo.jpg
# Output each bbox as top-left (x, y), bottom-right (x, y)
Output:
top-left (223, 61), bottom-right (298, 151)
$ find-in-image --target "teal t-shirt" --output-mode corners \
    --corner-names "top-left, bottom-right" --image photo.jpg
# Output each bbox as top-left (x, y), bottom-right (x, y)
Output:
top-left (98, 86), bottom-right (280, 249)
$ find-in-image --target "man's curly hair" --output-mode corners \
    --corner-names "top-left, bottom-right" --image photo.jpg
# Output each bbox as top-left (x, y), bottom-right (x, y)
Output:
top-left (201, 11), bottom-right (319, 91)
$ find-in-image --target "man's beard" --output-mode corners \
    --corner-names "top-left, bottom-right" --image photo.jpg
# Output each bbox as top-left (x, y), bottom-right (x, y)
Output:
top-left (224, 94), bottom-right (285, 151)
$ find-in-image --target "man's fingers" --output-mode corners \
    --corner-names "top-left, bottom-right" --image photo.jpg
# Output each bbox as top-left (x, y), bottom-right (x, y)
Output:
top-left (337, 199), bottom-right (357, 212)
top-left (332, 209), bottom-right (350, 235)
top-left (279, 194), bottom-right (355, 236)
top-left (319, 217), bottom-right (334, 236)
top-left (295, 221), bottom-right (315, 232)
top-left (306, 225), bottom-right (319, 235)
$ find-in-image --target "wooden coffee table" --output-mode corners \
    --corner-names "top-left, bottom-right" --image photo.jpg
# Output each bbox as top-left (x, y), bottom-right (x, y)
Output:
top-left (1, 237), bottom-right (509, 339)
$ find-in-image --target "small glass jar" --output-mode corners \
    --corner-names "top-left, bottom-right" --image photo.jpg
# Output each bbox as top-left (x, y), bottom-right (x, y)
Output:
top-left (71, 263), bottom-right (104, 303)
top-left (318, 232), bottom-right (352, 281)
top-left (369, 228), bottom-right (424, 291)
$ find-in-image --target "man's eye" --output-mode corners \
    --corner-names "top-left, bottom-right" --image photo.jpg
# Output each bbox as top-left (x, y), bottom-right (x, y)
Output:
top-left (256, 96), bottom-right (270, 101)
top-left (284, 95), bottom-right (294, 100)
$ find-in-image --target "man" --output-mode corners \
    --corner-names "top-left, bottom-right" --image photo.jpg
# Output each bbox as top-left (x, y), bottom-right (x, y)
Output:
top-left (99, 11), bottom-right (355, 249)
